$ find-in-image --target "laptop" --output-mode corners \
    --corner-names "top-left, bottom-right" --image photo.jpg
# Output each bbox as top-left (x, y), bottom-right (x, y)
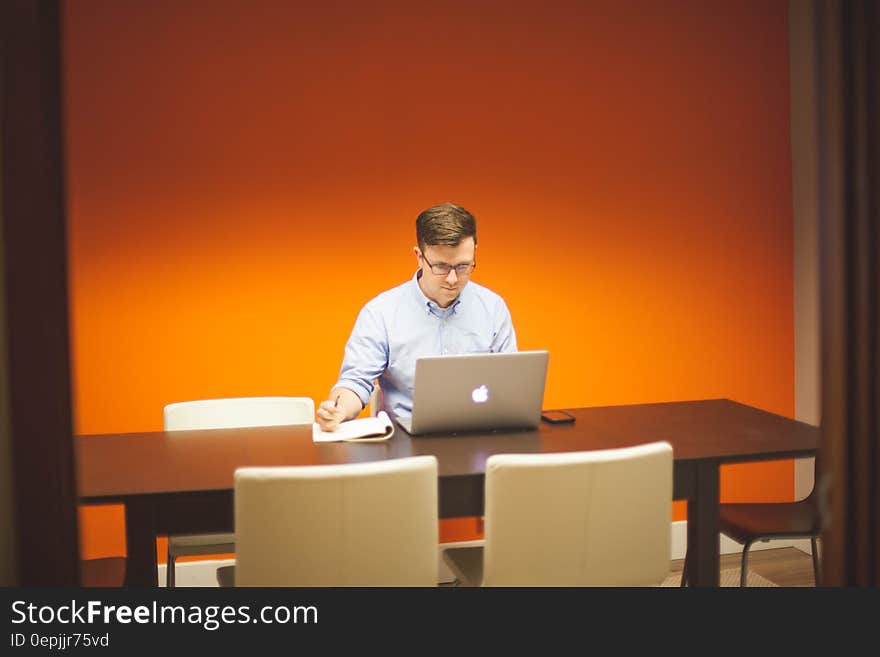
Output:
top-left (397, 350), bottom-right (549, 435)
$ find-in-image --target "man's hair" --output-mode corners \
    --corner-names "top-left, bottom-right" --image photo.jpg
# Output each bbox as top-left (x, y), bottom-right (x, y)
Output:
top-left (416, 203), bottom-right (477, 252)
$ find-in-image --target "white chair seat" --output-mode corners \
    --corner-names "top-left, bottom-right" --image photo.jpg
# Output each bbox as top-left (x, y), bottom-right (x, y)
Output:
top-left (216, 565), bottom-right (234, 587)
top-left (442, 546), bottom-right (484, 587)
top-left (168, 533), bottom-right (235, 554)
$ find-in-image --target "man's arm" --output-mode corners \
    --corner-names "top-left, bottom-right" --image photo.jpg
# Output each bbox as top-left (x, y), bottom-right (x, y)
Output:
top-left (492, 299), bottom-right (518, 352)
top-left (316, 387), bottom-right (363, 431)
top-left (317, 303), bottom-right (387, 431)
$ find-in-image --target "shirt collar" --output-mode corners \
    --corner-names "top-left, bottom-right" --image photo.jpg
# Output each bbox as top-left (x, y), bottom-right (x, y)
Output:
top-left (410, 270), bottom-right (463, 317)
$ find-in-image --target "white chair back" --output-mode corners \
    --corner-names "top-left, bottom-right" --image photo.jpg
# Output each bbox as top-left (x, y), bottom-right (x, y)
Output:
top-left (164, 397), bottom-right (314, 431)
top-left (234, 456), bottom-right (439, 586)
top-left (482, 442), bottom-right (673, 586)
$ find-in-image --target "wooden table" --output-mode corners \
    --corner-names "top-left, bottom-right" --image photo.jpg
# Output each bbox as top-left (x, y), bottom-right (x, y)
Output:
top-left (76, 399), bottom-right (819, 587)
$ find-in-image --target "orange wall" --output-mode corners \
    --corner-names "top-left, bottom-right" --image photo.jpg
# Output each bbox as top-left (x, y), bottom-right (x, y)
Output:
top-left (64, 0), bottom-right (794, 559)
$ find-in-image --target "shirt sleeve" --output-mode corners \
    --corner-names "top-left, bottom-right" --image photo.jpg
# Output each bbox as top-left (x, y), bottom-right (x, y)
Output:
top-left (491, 299), bottom-right (518, 353)
top-left (333, 303), bottom-right (389, 407)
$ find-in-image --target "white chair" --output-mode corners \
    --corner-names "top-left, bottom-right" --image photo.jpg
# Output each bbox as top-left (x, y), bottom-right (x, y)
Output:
top-left (162, 396), bottom-right (315, 587)
top-left (216, 456), bottom-right (438, 586)
top-left (443, 442), bottom-right (673, 586)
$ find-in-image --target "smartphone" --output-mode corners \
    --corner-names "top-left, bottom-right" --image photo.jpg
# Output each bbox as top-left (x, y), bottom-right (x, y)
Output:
top-left (540, 410), bottom-right (575, 424)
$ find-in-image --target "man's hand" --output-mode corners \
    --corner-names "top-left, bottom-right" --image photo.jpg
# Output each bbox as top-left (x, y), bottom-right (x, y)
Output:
top-left (316, 387), bottom-right (361, 431)
top-left (316, 399), bottom-right (346, 431)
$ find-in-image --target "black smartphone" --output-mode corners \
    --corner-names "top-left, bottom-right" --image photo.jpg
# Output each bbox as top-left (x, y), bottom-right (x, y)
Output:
top-left (540, 410), bottom-right (575, 424)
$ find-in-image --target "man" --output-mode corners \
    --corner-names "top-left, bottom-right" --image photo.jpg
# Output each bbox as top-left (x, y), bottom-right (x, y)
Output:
top-left (317, 202), bottom-right (517, 431)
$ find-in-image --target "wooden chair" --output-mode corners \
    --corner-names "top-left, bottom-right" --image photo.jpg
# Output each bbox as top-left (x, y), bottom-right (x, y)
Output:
top-left (681, 476), bottom-right (822, 587)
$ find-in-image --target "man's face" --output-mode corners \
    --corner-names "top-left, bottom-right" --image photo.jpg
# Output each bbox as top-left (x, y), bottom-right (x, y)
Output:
top-left (414, 237), bottom-right (476, 308)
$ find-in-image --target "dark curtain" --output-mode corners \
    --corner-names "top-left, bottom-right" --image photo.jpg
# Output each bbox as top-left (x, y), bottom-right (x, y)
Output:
top-left (816, 0), bottom-right (880, 587)
top-left (1, 0), bottom-right (80, 585)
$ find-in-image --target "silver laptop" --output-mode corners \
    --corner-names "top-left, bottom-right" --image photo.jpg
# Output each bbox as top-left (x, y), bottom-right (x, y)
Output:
top-left (397, 350), bottom-right (549, 435)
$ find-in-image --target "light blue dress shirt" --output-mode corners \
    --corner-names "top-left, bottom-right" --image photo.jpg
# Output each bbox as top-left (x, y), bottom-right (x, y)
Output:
top-left (334, 271), bottom-right (517, 421)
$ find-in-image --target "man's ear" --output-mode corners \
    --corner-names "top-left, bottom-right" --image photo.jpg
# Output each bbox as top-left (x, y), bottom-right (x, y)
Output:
top-left (413, 245), bottom-right (422, 263)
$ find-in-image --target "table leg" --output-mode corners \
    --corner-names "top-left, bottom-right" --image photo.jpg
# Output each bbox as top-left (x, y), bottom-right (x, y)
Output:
top-left (124, 499), bottom-right (158, 587)
top-left (686, 462), bottom-right (720, 586)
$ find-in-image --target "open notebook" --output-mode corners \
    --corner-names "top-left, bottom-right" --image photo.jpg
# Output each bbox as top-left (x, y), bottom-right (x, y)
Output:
top-left (312, 411), bottom-right (394, 443)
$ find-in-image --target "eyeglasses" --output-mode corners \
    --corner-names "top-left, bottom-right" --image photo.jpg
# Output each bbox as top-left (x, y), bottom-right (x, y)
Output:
top-left (420, 252), bottom-right (476, 277)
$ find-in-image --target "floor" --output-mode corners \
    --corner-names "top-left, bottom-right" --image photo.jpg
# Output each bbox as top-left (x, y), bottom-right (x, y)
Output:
top-left (440, 547), bottom-right (818, 587)
top-left (80, 546), bottom-right (819, 587)
top-left (668, 547), bottom-right (819, 587)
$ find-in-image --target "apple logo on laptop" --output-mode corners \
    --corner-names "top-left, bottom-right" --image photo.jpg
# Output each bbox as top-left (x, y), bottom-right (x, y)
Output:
top-left (471, 385), bottom-right (489, 404)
